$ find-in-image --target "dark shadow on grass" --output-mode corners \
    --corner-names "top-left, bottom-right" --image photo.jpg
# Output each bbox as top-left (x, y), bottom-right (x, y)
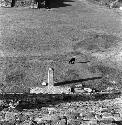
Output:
top-left (48, 0), bottom-right (74, 8)
top-left (54, 76), bottom-right (102, 86)
top-left (1, 76), bottom-right (121, 111)
top-left (15, 91), bottom-right (121, 111)
top-left (0, 90), bottom-right (120, 111)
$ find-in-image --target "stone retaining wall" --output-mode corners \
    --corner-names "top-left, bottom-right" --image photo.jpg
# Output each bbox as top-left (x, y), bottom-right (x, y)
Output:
top-left (0, 0), bottom-right (33, 7)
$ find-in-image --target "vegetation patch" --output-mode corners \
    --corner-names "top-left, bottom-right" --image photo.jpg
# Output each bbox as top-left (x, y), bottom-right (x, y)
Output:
top-left (87, 64), bottom-right (122, 91)
top-left (86, 0), bottom-right (122, 8)
top-left (73, 33), bottom-right (120, 52)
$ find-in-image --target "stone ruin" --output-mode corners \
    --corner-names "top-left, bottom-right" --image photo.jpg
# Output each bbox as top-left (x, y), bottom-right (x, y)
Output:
top-left (30, 67), bottom-right (71, 94)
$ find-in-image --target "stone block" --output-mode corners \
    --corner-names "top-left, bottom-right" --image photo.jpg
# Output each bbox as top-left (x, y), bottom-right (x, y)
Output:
top-left (120, 7), bottom-right (122, 10)
top-left (5, 111), bottom-right (16, 122)
top-left (88, 119), bottom-right (98, 125)
top-left (100, 118), bottom-right (114, 124)
top-left (56, 119), bottom-right (67, 125)
top-left (84, 113), bottom-right (95, 120)
top-left (102, 112), bottom-right (113, 119)
top-left (112, 113), bottom-right (120, 118)
top-left (0, 115), bottom-right (4, 121)
top-left (47, 107), bottom-right (57, 115)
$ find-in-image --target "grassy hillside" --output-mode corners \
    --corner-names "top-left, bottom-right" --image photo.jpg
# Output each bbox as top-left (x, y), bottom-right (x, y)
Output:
top-left (0, 0), bottom-right (122, 92)
top-left (86, 0), bottom-right (122, 8)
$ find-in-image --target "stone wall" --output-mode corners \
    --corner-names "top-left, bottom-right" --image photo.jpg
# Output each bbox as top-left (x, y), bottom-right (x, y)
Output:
top-left (1, 0), bottom-right (32, 7)
top-left (15, 0), bottom-right (32, 7)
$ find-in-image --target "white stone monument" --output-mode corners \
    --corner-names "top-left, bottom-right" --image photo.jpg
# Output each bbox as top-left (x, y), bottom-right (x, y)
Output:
top-left (48, 68), bottom-right (54, 87)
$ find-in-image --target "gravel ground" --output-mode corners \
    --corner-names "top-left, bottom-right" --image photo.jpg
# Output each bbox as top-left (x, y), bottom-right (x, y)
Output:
top-left (0, 97), bottom-right (122, 125)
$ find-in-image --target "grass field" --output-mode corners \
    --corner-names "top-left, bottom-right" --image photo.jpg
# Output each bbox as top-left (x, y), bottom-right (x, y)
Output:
top-left (0, 0), bottom-right (122, 91)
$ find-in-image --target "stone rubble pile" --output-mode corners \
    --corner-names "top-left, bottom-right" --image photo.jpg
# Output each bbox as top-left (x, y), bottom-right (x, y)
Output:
top-left (0, 98), bottom-right (122, 125)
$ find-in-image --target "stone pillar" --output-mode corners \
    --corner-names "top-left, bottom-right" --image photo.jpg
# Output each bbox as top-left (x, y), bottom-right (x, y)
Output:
top-left (48, 68), bottom-right (54, 87)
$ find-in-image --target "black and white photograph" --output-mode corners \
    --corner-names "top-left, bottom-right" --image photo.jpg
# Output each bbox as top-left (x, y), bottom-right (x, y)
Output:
top-left (0, 0), bottom-right (122, 124)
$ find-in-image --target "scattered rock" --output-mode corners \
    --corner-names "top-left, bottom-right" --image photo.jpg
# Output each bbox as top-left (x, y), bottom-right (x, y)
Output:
top-left (1, 95), bottom-right (122, 125)
top-left (34, 117), bottom-right (43, 124)
top-left (4, 111), bottom-right (16, 122)
top-left (42, 82), bottom-right (48, 86)
top-left (120, 7), bottom-right (122, 10)
top-left (100, 117), bottom-right (114, 124)
top-left (47, 107), bottom-right (57, 114)
top-left (113, 113), bottom-right (122, 121)
top-left (102, 112), bottom-right (113, 119)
